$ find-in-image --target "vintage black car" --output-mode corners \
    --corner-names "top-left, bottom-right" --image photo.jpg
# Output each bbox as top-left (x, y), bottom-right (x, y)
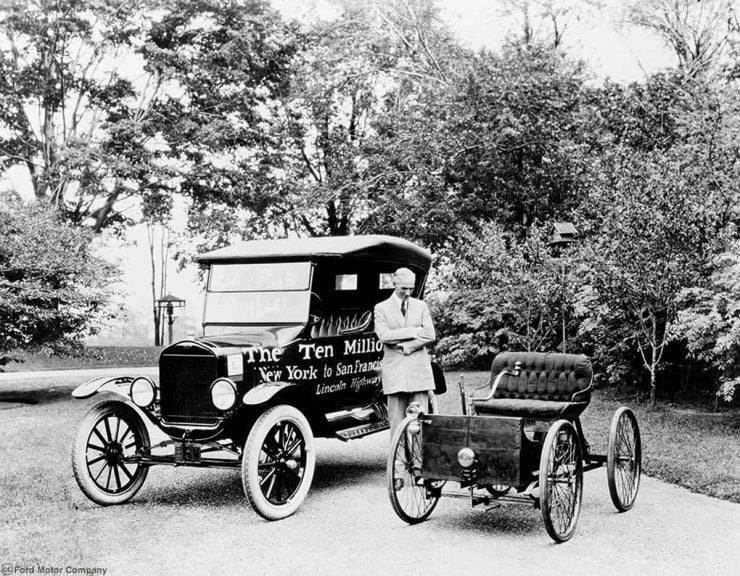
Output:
top-left (71, 235), bottom-right (442, 519)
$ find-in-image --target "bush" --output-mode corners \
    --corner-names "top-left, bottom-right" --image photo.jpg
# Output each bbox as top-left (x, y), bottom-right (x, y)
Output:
top-left (670, 242), bottom-right (740, 406)
top-left (430, 222), bottom-right (569, 369)
top-left (0, 197), bottom-right (121, 361)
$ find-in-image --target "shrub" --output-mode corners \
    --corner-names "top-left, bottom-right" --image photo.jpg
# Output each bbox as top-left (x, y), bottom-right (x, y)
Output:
top-left (0, 197), bottom-right (121, 361)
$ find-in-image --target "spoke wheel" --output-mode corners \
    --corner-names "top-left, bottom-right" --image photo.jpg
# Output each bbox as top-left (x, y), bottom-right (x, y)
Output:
top-left (71, 399), bottom-right (150, 505)
top-left (243, 405), bottom-right (315, 521)
top-left (539, 420), bottom-right (583, 543)
top-left (607, 407), bottom-right (642, 511)
top-left (387, 415), bottom-right (439, 524)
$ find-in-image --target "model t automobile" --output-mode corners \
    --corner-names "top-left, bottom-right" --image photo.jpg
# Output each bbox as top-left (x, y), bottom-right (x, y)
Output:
top-left (71, 235), bottom-right (441, 520)
top-left (387, 352), bottom-right (642, 542)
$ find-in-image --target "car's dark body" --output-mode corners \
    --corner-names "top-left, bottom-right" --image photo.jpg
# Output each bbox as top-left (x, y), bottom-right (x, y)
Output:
top-left (71, 235), bottom-right (438, 518)
top-left (170, 235), bottom-right (429, 435)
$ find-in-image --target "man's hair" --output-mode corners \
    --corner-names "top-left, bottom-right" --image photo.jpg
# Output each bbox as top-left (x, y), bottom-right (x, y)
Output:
top-left (393, 267), bottom-right (416, 284)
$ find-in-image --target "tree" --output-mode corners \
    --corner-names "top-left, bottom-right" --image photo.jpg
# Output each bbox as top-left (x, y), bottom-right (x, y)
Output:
top-left (362, 43), bottom-right (591, 250)
top-left (0, 194), bottom-right (120, 361)
top-left (498, 0), bottom-right (604, 50)
top-left (430, 221), bottom-right (570, 368)
top-left (0, 0), bottom-right (175, 232)
top-left (141, 0), bottom-right (469, 253)
top-left (670, 242), bottom-right (740, 408)
top-left (575, 147), bottom-right (730, 403)
top-left (0, 0), bottom-right (303, 240)
top-left (624, 0), bottom-right (737, 77)
top-left (170, 0), bottom-right (463, 247)
top-left (135, 0), bottom-right (299, 250)
top-left (583, 72), bottom-right (696, 153)
top-left (146, 222), bottom-right (172, 346)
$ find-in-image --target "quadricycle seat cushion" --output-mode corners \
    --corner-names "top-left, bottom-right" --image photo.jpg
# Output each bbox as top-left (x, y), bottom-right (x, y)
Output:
top-left (473, 352), bottom-right (593, 419)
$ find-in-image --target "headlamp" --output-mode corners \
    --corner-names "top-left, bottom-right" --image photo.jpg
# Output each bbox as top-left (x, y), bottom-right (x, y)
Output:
top-left (457, 447), bottom-right (476, 468)
top-left (130, 377), bottom-right (156, 408)
top-left (210, 378), bottom-right (237, 411)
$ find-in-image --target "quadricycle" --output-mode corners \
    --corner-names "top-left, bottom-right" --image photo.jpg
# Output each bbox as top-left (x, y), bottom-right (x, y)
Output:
top-left (386, 352), bottom-right (642, 542)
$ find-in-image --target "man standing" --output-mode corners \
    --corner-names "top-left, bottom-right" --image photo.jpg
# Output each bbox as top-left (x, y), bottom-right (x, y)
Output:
top-left (374, 267), bottom-right (436, 437)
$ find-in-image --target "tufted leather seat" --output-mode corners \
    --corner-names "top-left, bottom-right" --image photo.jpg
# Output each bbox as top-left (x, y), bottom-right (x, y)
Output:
top-left (473, 352), bottom-right (593, 419)
top-left (311, 310), bottom-right (373, 338)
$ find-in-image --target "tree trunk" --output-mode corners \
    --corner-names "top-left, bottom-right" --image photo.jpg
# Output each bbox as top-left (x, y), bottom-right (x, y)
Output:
top-left (649, 345), bottom-right (657, 405)
top-left (147, 225), bottom-right (160, 346)
top-left (153, 308), bottom-right (161, 347)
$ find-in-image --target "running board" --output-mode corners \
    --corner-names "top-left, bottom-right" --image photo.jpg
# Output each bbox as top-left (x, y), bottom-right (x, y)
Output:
top-left (335, 420), bottom-right (389, 441)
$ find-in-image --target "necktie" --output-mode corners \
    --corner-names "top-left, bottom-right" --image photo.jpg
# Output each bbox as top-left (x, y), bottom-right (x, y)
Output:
top-left (401, 300), bottom-right (407, 317)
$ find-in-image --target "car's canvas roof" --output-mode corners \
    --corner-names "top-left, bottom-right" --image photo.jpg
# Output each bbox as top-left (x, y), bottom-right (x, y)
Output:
top-left (196, 234), bottom-right (432, 269)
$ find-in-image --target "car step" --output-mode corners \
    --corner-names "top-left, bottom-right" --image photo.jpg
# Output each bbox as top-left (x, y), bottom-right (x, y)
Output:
top-left (335, 420), bottom-right (389, 440)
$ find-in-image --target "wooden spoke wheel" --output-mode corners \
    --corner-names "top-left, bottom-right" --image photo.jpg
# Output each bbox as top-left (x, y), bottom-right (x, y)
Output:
top-left (71, 399), bottom-right (150, 505)
top-left (539, 420), bottom-right (584, 543)
top-left (242, 405), bottom-right (316, 521)
top-left (607, 407), bottom-right (642, 512)
top-left (387, 415), bottom-right (440, 524)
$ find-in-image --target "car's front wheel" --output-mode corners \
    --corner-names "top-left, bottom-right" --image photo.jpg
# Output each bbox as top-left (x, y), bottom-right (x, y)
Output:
top-left (242, 404), bottom-right (316, 520)
top-left (71, 398), bottom-right (150, 505)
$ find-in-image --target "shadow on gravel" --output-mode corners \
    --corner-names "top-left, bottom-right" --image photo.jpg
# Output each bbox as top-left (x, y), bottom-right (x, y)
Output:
top-left (311, 461), bottom-right (384, 492)
top-left (133, 471), bottom-right (244, 507)
top-left (121, 452), bottom-right (386, 508)
top-left (427, 499), bottom-right (544, 539)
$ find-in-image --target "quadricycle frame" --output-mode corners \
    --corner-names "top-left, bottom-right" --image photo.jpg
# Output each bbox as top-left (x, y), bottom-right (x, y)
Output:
top-left (386, 352), bottom-right (642, 542)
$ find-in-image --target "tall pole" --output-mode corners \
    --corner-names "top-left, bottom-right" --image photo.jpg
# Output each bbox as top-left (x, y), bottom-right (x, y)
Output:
top-left (561, 260), bottom-right (567, 353)
top-left (167, 302), bottom-right (174, 344)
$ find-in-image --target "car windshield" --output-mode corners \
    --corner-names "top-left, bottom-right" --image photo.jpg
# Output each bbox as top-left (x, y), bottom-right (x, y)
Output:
top-left (209, 262), bottom-right (311, 291)
top-left (204, 262), bottom-right (312, 324)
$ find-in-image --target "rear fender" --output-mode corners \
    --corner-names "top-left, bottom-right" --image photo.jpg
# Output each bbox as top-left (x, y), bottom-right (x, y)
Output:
top-left (71, 376), bottom-right (135, 400)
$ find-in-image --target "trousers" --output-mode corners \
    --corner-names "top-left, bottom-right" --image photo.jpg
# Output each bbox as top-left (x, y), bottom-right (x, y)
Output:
top-left (386, 391), bottom-right (429, 438)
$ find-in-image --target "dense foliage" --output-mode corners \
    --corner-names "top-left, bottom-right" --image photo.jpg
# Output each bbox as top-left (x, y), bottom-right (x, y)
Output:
top-left (670, 242), bottom-right (740, 406)
top-left (0, 0), bottom-right (170, 232)
top-left (431, 222), bottom-right (571, 368)
top-left (0, 196), bottom-right (120, 360)
top-left (574, 148), bottom-right (732, 402)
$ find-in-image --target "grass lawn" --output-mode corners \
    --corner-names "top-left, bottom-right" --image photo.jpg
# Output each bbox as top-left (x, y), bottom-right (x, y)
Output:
top-left (0, 345), bottom-right (161, 372)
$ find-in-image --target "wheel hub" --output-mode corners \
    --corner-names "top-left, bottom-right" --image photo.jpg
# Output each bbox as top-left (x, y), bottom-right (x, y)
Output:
top-left (105, 441), bottom-right (123, 464)
top-left (274, 453), bottom-right (299, 471)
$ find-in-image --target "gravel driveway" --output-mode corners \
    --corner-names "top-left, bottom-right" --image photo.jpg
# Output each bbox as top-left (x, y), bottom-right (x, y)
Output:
top-left (2, 373), bottom-right (738, 576)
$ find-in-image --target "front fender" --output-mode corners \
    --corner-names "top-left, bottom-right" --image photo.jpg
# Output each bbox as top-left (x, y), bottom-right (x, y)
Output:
top-left (242, 381), bottom-right (304, 406)
top-left (71, 376), bottom-right (134, 400)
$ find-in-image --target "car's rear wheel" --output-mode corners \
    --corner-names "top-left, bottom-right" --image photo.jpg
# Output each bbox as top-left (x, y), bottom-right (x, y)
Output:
top-left (71, 398), bottom-right (150, 505)
top-left (242, 404), bottom-right (316, 521)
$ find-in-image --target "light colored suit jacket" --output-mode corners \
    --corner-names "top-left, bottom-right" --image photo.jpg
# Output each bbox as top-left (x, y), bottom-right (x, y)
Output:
top-left (374, 295), bottom-right (436, 394)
